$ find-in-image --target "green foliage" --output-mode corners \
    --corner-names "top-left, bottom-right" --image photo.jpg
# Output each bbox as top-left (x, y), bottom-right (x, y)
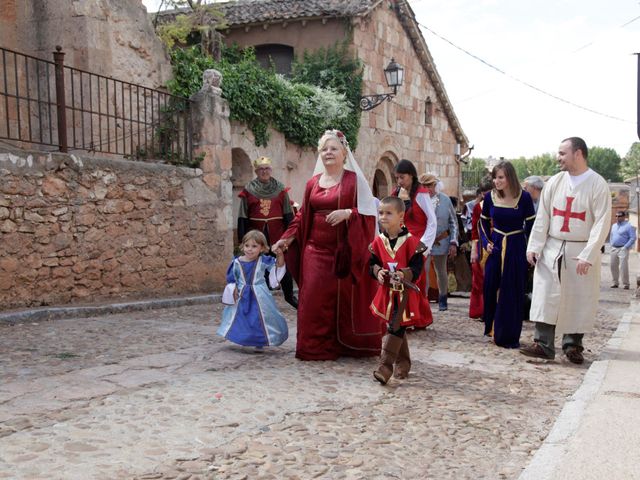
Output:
top-left (166, 46), bottom-right (216, 98)
top-left (290, 42), bottom-right (363, 149)
top-left (588, 146), bottom-right (622, 182)
top-left (156, 14), bottom-right (193, 49)
top-left (621, 142), bottom-right (640, 180)
top-left (461, 157), bottom-right (489, 188)
top-left (167, 45), bottom-right (359, 148)
top-left (503, 153), bottom-right (558, 178)
top-left (464, 157), bottom-right (489, 174)
top-left (154, 1), bottom-right (226, 53)
top-left (509, 157), bottom-right (529, 181)
top-left (526, 153), bottom-right (559, 177)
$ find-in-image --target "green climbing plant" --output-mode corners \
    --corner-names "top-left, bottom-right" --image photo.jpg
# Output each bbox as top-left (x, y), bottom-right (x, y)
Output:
top-left (166, 43), bottom-right (363, 148)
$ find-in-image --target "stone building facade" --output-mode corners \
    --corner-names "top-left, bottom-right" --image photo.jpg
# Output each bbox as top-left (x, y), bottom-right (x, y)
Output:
top-left (219, 0), bottom-right (469, 206)
top-left (0, 0), bottom-right (469, 309)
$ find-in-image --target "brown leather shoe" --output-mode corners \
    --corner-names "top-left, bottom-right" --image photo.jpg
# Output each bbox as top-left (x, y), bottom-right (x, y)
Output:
top-left (520, 343), bottom-right (554, 360)
top-left (565, 346), bottom-right (584, 364)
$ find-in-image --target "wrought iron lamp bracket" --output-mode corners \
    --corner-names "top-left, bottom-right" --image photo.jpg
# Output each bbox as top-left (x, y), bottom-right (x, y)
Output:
top-left (359, 93), bottom-right (395, 111)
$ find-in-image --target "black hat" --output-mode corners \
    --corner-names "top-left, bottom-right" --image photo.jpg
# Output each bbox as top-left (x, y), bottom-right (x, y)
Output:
top-left (616, 211), bottom-right (626, 217)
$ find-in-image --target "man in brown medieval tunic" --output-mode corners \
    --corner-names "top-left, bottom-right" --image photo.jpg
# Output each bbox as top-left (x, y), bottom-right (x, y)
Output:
top-left (238, 156), bottom-right (297, 308)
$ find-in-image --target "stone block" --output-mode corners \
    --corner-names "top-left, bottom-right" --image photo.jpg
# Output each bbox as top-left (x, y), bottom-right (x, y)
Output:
top-left (0, 219), bottom-right (17, 233)
top-left (121, 272), bottom-right (142, 287)
top-left (0, 274), bottom-right (14, 290)
top-left (42, 176), bottom-right (67, 197)
top-left (18, 223), bottom-right (35, 233)
top-left (23, 211), bottom-right (45, 222)
top-left (53, 233), bottom-right (74, 251)
top-left (52, 266), bottom-right (72, 278)
top-left (76, 213), bottom-right (97, 226)
top-left (203, 173), bottom-right (221, 189)
top-left (167, 255), bottom-right (191, 268)
top-left (0, 257), bottom-right (19, 272)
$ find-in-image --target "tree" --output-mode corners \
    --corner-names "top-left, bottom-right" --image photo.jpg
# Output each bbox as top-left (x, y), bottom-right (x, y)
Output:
top-left (588, 146), bottom-right (622, 182)
top-left (527, 153), bottom-right (558, 177)
top-left (464, 157), bottom-right (489, 174)
top-left (153, 0), bottom-right (226, 58)
top-left (509, 157), bottom-right (529, 181)
top-left (621, 142), bottom-right (640, 180)
top-left (461, 157), bottom-right (489, 188)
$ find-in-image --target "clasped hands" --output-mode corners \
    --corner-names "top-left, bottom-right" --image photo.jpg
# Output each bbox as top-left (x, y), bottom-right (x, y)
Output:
top-left (271, 239), bottom-right (289, 256)
top-left (376, 268), bottom-right (404, 286)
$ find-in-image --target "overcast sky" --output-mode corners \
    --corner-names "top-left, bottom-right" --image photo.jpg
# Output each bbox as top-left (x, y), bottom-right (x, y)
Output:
top-left (141, 0), bottom-right (640, 159)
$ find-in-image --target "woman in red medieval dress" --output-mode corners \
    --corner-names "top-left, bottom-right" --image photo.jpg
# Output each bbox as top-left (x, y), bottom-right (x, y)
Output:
top-left (272, 130), bottom-right (381, 360)
top-left (391, 159), bottom-right (437, 328)
top-left (469, 178), bottom-right (493, 320)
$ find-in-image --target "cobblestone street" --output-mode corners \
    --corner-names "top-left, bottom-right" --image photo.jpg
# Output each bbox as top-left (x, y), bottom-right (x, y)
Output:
top-left (0, 262), bottom-right (633, 480)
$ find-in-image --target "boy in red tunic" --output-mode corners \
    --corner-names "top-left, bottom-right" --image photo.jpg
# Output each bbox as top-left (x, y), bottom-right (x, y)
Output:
top-left (369, 197), bottom-right (427, 384)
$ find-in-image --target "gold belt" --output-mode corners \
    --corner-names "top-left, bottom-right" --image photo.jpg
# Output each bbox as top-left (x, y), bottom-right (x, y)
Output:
top-left (249, 217), bottom-right (282, 222)
top-left (493, 228), bottom-right (524, 236)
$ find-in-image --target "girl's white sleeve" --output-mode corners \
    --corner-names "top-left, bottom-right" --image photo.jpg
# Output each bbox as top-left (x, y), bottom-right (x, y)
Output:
top-left (222, 283), bottom-right (236, 305)
top-left (416, 192), bottom-right (437, 253)
top-left (268, 263), bottom-right (287, 288)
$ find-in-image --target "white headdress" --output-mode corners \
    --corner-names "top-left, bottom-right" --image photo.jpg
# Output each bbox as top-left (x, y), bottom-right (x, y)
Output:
top-left (313, 130), bottom-right (378, 217)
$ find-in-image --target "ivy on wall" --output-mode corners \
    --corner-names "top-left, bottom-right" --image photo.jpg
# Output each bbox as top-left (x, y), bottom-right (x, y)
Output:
top-left (167, 43), bottom-right (363, 149)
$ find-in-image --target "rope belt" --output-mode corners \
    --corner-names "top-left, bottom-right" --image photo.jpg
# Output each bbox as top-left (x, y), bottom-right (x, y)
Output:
top-left (548, 236), bottom-right (587, 271)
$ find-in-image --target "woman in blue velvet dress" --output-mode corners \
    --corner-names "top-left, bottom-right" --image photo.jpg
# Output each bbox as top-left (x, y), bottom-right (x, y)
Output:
top-left (218, 230), bottom-right (288, 348)
top-left (479, 161), bottom-right (536, 348)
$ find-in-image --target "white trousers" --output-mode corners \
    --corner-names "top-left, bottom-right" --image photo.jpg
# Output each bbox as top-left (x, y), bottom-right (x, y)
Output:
top-left (609, 246), bottom-right (630, 287)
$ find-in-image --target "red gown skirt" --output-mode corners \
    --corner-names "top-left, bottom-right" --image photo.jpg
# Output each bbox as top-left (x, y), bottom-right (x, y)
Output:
top-left (469, 260), bottom-right (484, 319)
top-left (294, 183), bottom-right (381, 360)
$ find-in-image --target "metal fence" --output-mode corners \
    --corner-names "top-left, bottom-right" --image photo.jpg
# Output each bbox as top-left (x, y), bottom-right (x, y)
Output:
top-left (0, 45), bottom-right (192, 163)
top-left (461, 170), bottom-right (488, 189)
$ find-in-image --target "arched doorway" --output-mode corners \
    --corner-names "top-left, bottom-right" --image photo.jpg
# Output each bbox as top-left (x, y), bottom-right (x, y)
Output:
top-left (372, 169), bottom-right (389, 199)
top-left (231, 148), bottom-right (254, 243)
top-left (372, 153), bottom-right (398, 199)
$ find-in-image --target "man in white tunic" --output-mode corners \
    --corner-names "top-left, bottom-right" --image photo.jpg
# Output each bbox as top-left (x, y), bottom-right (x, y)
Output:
top-left (520, 137), bottom-right (611, 364)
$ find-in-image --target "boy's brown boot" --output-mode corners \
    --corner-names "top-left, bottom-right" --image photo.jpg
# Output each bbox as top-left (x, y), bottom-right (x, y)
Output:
top-left (393, 334), bottom-right (411, 379)
top-left (373, 334), bottom-right (404, 385)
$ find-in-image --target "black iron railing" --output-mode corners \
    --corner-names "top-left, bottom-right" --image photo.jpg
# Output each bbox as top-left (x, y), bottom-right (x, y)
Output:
top-left (0, 45), bottom-right (192, 163)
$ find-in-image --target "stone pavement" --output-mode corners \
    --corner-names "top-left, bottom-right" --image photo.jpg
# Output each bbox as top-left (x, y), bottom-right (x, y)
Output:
top-left (520, 252), bottom-right (640, 480)
top-left (0, 253), bottom-right (636, 480)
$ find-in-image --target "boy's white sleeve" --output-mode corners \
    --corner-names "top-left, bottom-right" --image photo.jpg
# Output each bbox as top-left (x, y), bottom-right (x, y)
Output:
top-left (268, 264), bottom-right (287, 288)
top-left (222, 283), bottom-right (236, 305)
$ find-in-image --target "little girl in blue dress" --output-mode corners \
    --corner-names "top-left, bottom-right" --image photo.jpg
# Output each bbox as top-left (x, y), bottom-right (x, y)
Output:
top-left (218, 230), bottom-right (289, 347)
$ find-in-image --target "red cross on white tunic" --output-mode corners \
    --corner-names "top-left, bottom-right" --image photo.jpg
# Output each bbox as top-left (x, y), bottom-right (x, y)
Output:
top-left (552, 196), bottom-right (586, 232)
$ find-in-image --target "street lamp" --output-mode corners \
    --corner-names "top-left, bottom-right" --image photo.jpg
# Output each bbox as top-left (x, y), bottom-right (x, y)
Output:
top-left (359, 58), bottom-right (404, 111)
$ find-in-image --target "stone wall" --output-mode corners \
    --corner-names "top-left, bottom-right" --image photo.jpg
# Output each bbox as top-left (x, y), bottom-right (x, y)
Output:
top-left (0, 147), bottom-right (228, 310)
top-left (1, 0), bottom-right (171, 89)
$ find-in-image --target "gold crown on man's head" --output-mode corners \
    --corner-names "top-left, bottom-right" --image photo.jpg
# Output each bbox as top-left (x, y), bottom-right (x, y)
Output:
top-left (253, 156), bottom-right (272, 169)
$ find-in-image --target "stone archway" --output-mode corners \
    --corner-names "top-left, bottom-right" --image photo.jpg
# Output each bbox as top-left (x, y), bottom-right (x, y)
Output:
top-left (372, 169), bottom-right (388, 199)
top-left (372, 153), bottom-right (398, 199)
top-left (231, 148), bottom-right (254, 242)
